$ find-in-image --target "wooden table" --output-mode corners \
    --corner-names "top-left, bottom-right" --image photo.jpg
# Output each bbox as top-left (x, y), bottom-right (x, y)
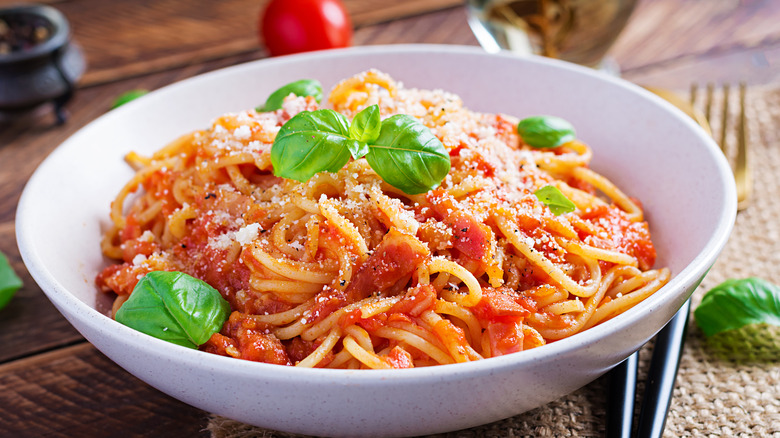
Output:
top-left (1, 0), bottom-right (778, 436)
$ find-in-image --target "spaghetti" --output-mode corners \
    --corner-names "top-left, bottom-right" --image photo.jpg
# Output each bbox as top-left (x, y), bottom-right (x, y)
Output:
top-left (97, 70), bottom-right (669, 368)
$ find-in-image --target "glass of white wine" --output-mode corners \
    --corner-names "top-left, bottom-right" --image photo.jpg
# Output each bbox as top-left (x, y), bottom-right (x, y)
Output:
top-left (466, 0), bottom-right (638, 72)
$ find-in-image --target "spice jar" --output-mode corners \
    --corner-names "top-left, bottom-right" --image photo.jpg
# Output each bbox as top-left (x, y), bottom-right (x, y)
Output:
top-left (0, 3), bottom-right (85, 123)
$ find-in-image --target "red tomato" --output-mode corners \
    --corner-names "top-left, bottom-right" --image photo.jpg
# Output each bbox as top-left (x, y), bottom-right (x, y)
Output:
top-left (260, 0), bottom-right (353, 56)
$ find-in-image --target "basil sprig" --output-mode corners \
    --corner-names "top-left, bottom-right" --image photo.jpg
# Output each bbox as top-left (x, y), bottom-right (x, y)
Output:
top-left (694, 277), bottom-right (780, 337)
top-left (271, 105), bottom-right (451, 195)
top-left (517, 115), bottom-right (576, 149)
top-left (115, 271), bottom-right (230, 349)
top-left (0, 251), bottom-right (22, 311)
top-left (534, 185), bottom-right (575, 215)
top-left (259, 79), bottom-right (323, 112)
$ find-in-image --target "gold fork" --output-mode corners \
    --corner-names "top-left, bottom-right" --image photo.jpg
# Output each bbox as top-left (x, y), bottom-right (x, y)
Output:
top-left (690, 82), bottom-right (752, 210)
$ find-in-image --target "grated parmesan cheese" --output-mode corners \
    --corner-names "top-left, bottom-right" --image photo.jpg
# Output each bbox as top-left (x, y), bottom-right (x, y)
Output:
top-left (138, 230), bottom-right (156, 243)
top-left (235, 223), bottom-right (262, 245)
top-left (233, 125), bottom-right (252, 139)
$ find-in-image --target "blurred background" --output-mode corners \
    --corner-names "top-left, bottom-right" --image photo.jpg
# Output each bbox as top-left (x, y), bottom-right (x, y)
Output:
top-left (1, 0), bottom-right (779, 436)
top-left (4, 0), bottom-right (778, 92)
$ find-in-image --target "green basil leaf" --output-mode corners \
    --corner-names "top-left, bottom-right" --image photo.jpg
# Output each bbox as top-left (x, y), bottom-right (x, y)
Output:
top-left (271, 109), bottom-right (360, 182)
top-left (259, 79), bottom-right (323, 112)
top-left (694, 277), bottom-right (780, 338)
top-left (115, 271), bottom-right (230, 349)
top-left (349, 140), bottom-right (370, 160)
top-left (534, 185), bottom-right (576, 215)
top-left (111, 89), bottom-right (148, 109)
top-left (517, 115), bottom-right (576, 149)
top-left (350, 105), bottom-right (381, 145)
top-left (0, 251), bottom-right (23, 311)
top-left (366, 115), bottom-right (451, 195)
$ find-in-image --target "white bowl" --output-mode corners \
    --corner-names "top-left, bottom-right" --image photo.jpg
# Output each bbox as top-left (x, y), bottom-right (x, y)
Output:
top-left (16, 45), bottom-right (736, 437)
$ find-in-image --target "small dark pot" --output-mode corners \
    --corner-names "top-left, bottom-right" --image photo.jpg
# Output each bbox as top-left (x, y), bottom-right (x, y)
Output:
top-left (0, 3), bottom-right (85, 123)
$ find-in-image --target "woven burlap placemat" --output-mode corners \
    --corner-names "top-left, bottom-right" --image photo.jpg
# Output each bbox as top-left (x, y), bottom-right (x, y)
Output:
top-left (207, 84), bottom-right (780, 438)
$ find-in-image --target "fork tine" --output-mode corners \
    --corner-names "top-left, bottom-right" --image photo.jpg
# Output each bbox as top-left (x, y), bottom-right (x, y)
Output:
top-left (705, 83), bottom-right (714, 128)
top-left (692, 82), bottom-right (751, 210)
top-left (686, 83), bottom-right (711, 136)
top-left (720, 83), bottom-right (730, 154)
top-left (735, 82), bottom-right (751, 210)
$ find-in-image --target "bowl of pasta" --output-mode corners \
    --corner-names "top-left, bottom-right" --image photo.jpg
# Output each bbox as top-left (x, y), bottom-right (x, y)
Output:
top-left (16, 45), bottom-right (736, 437)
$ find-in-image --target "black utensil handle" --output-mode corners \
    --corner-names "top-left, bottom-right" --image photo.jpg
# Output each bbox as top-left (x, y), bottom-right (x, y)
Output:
top-left (636, 298), bottom-right (692, 438)
top-left (607, 351), bottom-right (638, 438)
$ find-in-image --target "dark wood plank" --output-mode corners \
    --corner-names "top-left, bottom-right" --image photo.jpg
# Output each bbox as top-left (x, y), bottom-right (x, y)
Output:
top-left (347, 0), bottom-right (462, 25)
top-left (44, 0), bottom-right (462, 87)
top-left (357, 4), bottom-right (780, 89)
top-left (613, 0), bottom-right (780, 78)
top-left (622, 40), bottom-right (780, 89)
top-left (9, 0), bottom-right (778, 89)
top-left (0, 343), bottom-right (209, 437)
top-left (343, 0), bottom-right (780, 89)
top-left (355, 6), bottom-right (478, 47)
